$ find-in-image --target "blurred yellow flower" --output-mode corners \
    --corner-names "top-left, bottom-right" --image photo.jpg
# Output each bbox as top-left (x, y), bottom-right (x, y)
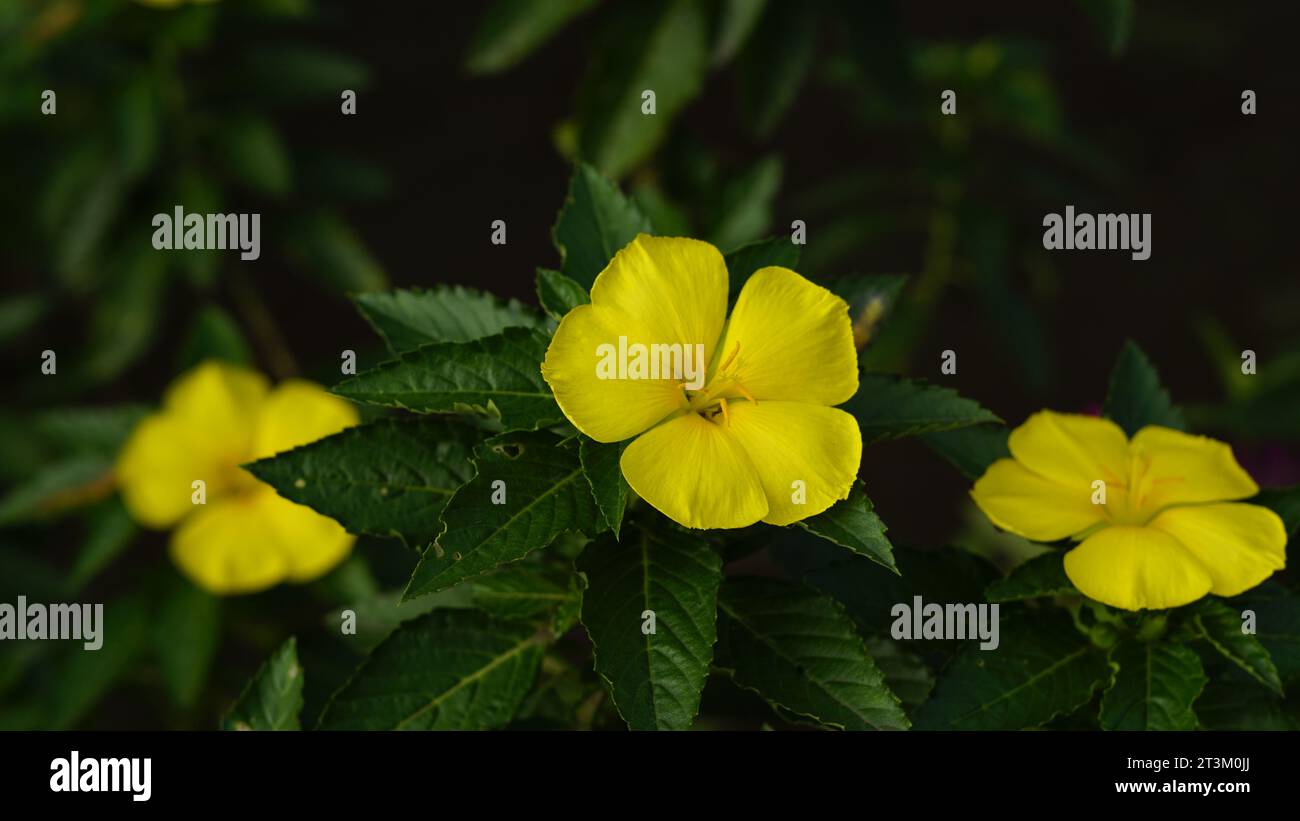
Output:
top-left (541, 234), bottom-right (861, 530)
top-left (116, 360), bottom-right (358, 594)
top-left (971, 410), bottom-right (1286, 610)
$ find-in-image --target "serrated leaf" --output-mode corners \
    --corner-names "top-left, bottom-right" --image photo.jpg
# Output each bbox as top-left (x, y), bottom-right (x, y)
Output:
top-left (470, 564), bottom-right (579, 622)
top-left (536, 267), bottom-right (590, 320)
top-left (576, 0), bottom-right (709, 178)
top-left (577, 523), bottom-right (721, 730)
top-left (723, 235), bottom-right (800, 298)
top-left (1103, 340), bottom-right (1185, 436)
top-left (405, 432), bottom-right (601, 599)
top-left (465, 0), bottom-right (598, 74)
top-left (318, 610), bottom-right (546, 730)
top-left (844, 373), bottom-right (1001, 445)
top-left (222, 637), bottom-right (304, 730)
top-left (579, 436), bottom-right (628, 538)
top-left (552, 163), bottom-right (652, 288)
top-left (1099, 639), bottom-right (1206, 730)
top-left (797, 484), bottom-right (896, 573)
top-left (715, 576), bottom-right (909, 730)
top-left (333, 327), bottom-right (560, 430)
top-left (920, 424), bottom-right (1011, 480)
top-left (1230, 583), bottom-right (1300, 687)
top-left (914, 614), bottom-right (1109, 730)
top-left (986, 551), bottom-right (1075, 602)
top-left (354, 285), bottom-right (543, 355)
top-left (246, 418), bottom-right (480, 550)
top-left (1187, 598), bottom-right (1283, 696)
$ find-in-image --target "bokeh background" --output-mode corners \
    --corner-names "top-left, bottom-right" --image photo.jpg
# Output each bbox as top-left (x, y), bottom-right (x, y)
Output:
top-left (1, 0), bottom-right (1297, 728)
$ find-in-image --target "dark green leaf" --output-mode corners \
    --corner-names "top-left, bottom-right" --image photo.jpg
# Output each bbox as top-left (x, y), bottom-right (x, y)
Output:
top-left (1103, 340), bottom-right (1185, 436)
top-left (914, 614), bottom-right (1109, 730)
top-left (716, 576), bottom-right (909, 730)
top-left (552, 163), bottom-right (651, 288)
top-left (318, 610), bottom-right (545, 729)
top-left (465, 0), bottom-right (598, 74)
top-left (712, 0), bottom-right (767, 65)
top-left (1253, 485), bottom-right (1300, 538)
top-left (404, 431), bottom-right (600, 599)
top-left (1230, 583), bottom-right (1300, 687)
top-left (845, 373), bottom-right (1001, 444)
top-left (535, 268), bottom-right (590, 321)
top-left (0, 456), bottom-right (111, 527)
top-left (217, 116), bottom-right (292, 197)
top-left (153, 574), bottom-right (221, 709)
top-left (1099, 639), bottom-right (1205, 730)
top-left (333, 327), bottom-right (560, 431)
top-left (67, 499), bottom-right (136, 593)
top-left (577, 524), bottom-right (722, 730)
top-left (178, 304), bottom-right (252, 369)
top-left (705, 155), bottom-right (782, 252)
top-left (247, 418), bottom-right (479, 550)
top-left (576, 0), bottom-right (709, 178)
top-left (47, 595), bottom-right (148, 729)
top-left (222, 637), bottom-right (304, 731)
top-left (470, 564), bottom-right (580, 622)
top-left (723, 235), bottom-right (800, 298)
top-left (354, 285), bottom-right (543, 355)
top-left (737, 0), bottom-right (817, 136)
top-left (920, 424), bottom-right (1011, 480)
top-left (986, 551), bottom-right (1075, 602)
top-left (1187, 598), bottom-right (1283, 696)
top-left (579, 436), bottom-right (628, 538)
top-left (797, 484), bottom-right (896, 573)
top-left (286, 211), bottom-right (387, 293)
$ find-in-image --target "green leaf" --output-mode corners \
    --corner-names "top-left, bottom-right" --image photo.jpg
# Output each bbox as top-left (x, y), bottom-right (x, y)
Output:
top-left (737, 0), bottom-right (817, 136)
top-left (845, 373), bottom-right (1001, 445)
top-left (153, 573), bottom-right (221, 709)
top-left (333, 327), bottom-right (560, 431)
top-left (715, 577), bottom-right (909, 730)
top-left (221, 637), bottom-right (304, 731)
top-left (178, 304), bottom-right (252, 369)
top-left (67, 499), bottom-right (136, 593)
top-left (797, 484), bottom-right (896, 573)
top-left (465, 0), bottom-right (598, 74)
top-left (579, 437), bottom-right (629, 538)
top-left (1103, 340), bottom-right (1185, 436)
top-left (1253, 485), bottom-right (1300, 538)
top-left (404, 431), bottom-right (600, 599)
top-left (920, 424), bottom-right (1011, 480)
top-left (318, 610), bottom-right (546, 729)
top-left (1230, 583), bottom-right (1300, 687)
top-left (865, 636), bottom-right (935, 709)
top-left (0, 456), bottom-right (111, 527)
top-left (986, 551), bottom-right (1075, 602)
top-left (1099, 639), bottom-right (1206, 730)
top-left (723, 235), bottom-right (800, 298)
top-left (354, 285), bottom-right (543, 355)
top-left (286, 211), bottom-right (387, 294)
top-left (577, 524), bottom-right (722, 730)
top-left (217, 116), bottom-right (292, 197)
top-left (705, 155), bottom-right (782, 252)
top-left (576, 0), bottom-right (709, 178)
top-left (825, 273), bottom-right (908, 348)
top-left (1187, 598), bottom-right (1283, 696)
top-left (31, 405), bottom-right (149, 460)
top-left (535, 267), bottom-right (590, 321)
top-left (241, 46), bottom-right (371, 100)
top-left (914, 614), bottom-right (1109, 730)
top-left (552, 163), bottom-right (651, 288)
top-left (247, 418), bottom-right (478, 549)
top-left (712, 0), bottom-right (767, 65)
top-left (47, 595), bottom-right (149, 730)
top-left (470, 564), bottom-right (580, 622)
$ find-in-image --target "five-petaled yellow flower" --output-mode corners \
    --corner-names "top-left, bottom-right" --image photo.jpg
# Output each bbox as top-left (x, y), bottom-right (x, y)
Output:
top-left (972, 410), bottom-right (1286, 610)
top-left (541, 234), bottom-right (862, 530)
top-left (116, 361), bottom-right (359, 595)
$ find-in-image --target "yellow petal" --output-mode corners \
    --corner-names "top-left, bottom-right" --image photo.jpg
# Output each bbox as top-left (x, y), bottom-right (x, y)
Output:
top-left (170, 495), bottom-right (289, 595)
top-left (116, 414), bottom-right (230, 528)
top-left (1007, 411), bottom-right (1130, 488)
top-left (971, 458), bottom-right (1106, 541)
top-left (1129, 426), bottom-right (1259, 509)
top-left (588, 235), bottom-right (729, 362)
top-left (1064, 524), bottom-right (1213, 610)
top-left (255, 489), bottom-right (355, 583)
top-left (541, 303), bottom-right (689, 442)
top-left (620, 412), bottom-right (768, 529)
top-left (724, 401), bottom-right (861, 525)
top-left (161, 360), bottom-right (269, 456)
top-left (1148, 503), bottom-right (1286, 597)
top-left (251, 379), bottom-right (360, 460)
top-left (713, 267), bottom-right (858, 405)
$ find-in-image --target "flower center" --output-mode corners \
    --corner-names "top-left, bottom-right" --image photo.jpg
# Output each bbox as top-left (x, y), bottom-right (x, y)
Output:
top-left (1097, 448), bottom-right (1184, 526)
top-left (683, 342), bottom-right (756, 425)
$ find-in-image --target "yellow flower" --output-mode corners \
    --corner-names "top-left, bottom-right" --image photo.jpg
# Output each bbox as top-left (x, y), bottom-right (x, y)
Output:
top-left (541, 234), bottom-right (862, 530)
top-left (116, 360), bottom-right (359, 595)
top-left (971, 410), bottom-right (1287, 610)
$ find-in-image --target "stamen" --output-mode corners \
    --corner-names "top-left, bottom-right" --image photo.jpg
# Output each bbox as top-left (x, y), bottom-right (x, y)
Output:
top-left (734, 383), bottom-right (757, 404)
top-left (719, 399), bottom-right (730, 426)
top-left (719, 342), bottom-right (741, 372)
